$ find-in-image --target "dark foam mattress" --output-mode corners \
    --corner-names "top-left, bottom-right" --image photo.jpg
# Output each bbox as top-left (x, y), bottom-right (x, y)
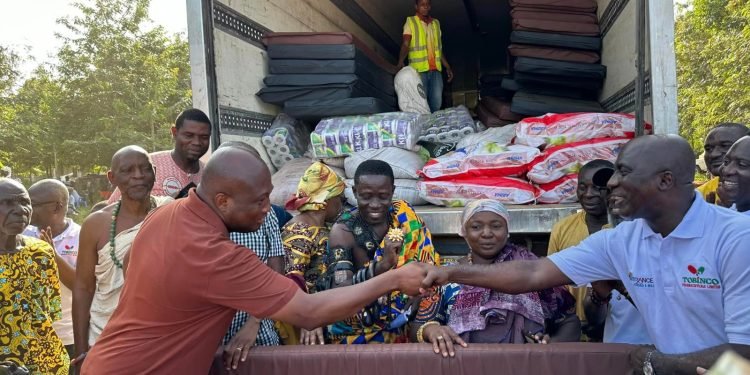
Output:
top-left (257, 83), bottom-right (397, 107)
top-left (514, 57), bottom-right (606, 90)
top-left (267, 58), bottom-right (394, 96)
top-left (284, 97), bottom-right (396, 120)
top-left (508, 44), bottom-right (600, 63)
top-left (511, 31), bottom-right (601, 51)
top-left (511, 91), bottom-right (603, 116)
top-left (512, 18), bottom-right (600, 37)
top-left (509, 0), bottom-right (597, 13)
top-left (262, 32), bottom-right (397, 75)
top-left (501, 77), bottom-right (597, 100)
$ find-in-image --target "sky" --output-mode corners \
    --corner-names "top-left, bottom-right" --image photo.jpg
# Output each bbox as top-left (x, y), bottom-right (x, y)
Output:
top-left (0, 0), bottom-right (188, 78)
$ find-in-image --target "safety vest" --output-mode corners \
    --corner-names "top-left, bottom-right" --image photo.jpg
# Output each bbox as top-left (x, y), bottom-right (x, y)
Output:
top-left (407, 16), bottom-right (442, 73)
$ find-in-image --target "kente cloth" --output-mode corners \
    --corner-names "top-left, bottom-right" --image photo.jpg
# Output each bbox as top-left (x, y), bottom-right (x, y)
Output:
top-left (285, 162), bottom-right (345, 212)
top-left (328, 200), bottom-right (438, 344)
top-left (282, 222), bottom-right (329, 294)
top-left (415, 244), bottom-right (575, 339)
top-left (0, 237), bottom-right (70, 375)
top-left (89, 196), bottom-right (172, 345)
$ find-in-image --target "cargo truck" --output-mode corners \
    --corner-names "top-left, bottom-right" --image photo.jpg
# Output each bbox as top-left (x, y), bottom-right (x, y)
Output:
top-left (186, 0), bottom-right (678, 256)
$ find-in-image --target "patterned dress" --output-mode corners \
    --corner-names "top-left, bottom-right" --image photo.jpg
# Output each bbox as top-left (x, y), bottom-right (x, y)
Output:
top-left (282, 222), bottom-right (329, 294)
top-left (327, 200), bottom-right (438, 344)
top-left (0, 237), bottom-right (69, 374)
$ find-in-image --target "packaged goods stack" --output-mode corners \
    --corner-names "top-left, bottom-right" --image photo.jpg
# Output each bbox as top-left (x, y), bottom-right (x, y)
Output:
top-left (417, 112), bottom-right (647, 207)
top-left (257, 32), bottom-right (399, 121)
top-left (504, 0), bottom-right (607, 116)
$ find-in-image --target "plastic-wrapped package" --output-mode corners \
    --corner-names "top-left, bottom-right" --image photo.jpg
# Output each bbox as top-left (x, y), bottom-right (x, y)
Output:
top-left (262, 113), bottom-right (311, 169)
top-left (311, 112), bottom-right (421, 158)
top-left (418, 105), bottom-right (477, 143)
top-left (344, 179), bottom-right (427, 207)
top-left (456, 125), bottom-right (518, 150)
top-left (527, 137), bottom-right (629, 184)
top-left (344, 147), bottom-right (426, 180)
top-left (536, 174), bottom-right (579, 204)
top-left (515, 112), bottom-right (646, 148)
top-left (394, 66), bottom-right (431, 114)
top-left (420, 144), bottom-right (540, 180)
top-left (417, 177), bottom-right (538, 207)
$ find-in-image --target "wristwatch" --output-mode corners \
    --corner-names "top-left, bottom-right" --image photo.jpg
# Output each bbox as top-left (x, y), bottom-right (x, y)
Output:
top-left (643, 350), bottom-right (656, 375)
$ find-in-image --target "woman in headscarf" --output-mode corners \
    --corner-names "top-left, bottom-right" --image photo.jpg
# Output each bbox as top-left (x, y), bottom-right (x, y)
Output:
top-left (410, 199), bottom-right (581, 356)
top-left (279, 161), bottom-right (346, 345)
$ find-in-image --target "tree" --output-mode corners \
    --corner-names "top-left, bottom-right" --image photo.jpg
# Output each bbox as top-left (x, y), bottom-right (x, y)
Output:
top-left (676, 0), bottom-right (750, 150)
top-left (0, 46), bottom-right (22, 168)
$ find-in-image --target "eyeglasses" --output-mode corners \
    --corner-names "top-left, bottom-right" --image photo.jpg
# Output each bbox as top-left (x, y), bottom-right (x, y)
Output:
top-left (31, 201), bottom-right (60, 207)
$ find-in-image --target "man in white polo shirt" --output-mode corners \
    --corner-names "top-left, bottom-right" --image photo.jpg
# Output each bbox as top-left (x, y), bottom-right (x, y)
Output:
top-left (717, 136), bottom-right (750, 216)
top-left (421, 135), bottom-right (750, 374)
top-left (25, 179), bottom-right (81, 368)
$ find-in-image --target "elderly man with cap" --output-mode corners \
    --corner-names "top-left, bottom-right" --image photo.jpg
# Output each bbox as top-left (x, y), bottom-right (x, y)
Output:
top-left (421, 135), bottom-right (750, 374)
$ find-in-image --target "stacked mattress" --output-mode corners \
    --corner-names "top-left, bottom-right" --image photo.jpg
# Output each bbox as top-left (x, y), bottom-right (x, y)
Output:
top-left (258, 32), bottom-right (398, 120)
top-left (505, 0), bottom-right (605, 116)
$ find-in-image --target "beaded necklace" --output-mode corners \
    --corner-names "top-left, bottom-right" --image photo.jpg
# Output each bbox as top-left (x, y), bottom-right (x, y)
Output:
top-left (110, 197), bottom-right (156, 269)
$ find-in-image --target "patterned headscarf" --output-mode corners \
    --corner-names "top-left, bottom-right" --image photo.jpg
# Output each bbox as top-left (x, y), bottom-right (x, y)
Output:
top-left (285, 162), bottom-right (345, 212)
top-left (458, 199), bottom-right (510, 237)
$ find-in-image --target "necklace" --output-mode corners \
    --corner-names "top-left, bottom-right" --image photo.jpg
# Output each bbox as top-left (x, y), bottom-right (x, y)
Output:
top-left (110, 197), bottom-right (156, 269)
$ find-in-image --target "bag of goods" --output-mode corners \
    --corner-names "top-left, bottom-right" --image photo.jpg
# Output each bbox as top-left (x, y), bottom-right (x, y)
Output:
top-left (311, 112), bottom-right (421, 158)
top-left (344, 147), bottom-right (426, 180)
top-left (262, 113), bottom-right (311, 169)
top-left (394, 66), bottom-right (431, 115)
top-left (527, 137), bottom-right (629, 184)
top-left (417, 140), bottom-right (456, 158)
top-left (420, 144), bottom-right (540, 180)
top-left (515, 112), bottom-right (647, 148)
top-left (536, 174), bottom-right (579, 204)
top-left (344, 179), bottom-right (427, 207)
top-left (456, 125), bottom-right (518, 150)
top-left (418, 177), bottom-right (538, 207)
top-left (419, 105), bottom-right (477, 143)
top-left (270, 157), bottom-right (345, 207)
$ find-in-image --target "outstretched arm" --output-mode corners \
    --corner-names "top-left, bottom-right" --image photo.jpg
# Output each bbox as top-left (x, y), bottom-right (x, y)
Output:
top-left (422, 258), bottom-right (571, 294)
top-left (271, 262), bottom-right (429, 330)
top-left (630, 344), bottom-right (750, 374)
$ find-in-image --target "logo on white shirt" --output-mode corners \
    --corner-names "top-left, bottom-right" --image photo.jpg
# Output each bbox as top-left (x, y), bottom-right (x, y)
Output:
top-left (681, 265), bottom-right (721, 289)
top-left (628, 272), bottom-right (655, 288)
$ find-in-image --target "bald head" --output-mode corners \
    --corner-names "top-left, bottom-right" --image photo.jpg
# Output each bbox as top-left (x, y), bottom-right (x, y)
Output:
top-left (622, 135), bottom-right (696, 186)
top-left (217, 141), bottom-right (261, 158)
top-left (111, 145), bottom-right (150, 170)
top-left (0, 178), bottom-right (32, 237)
top-left (29, 179), bottom-right (69, 205)
top-left (197, 147), bottom-right (272, 233)
top-left (28, 179), bottom-right (70, 228)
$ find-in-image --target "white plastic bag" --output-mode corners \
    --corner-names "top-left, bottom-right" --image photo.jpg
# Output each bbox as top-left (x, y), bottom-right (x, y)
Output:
top-left (345, 179), bottom-right (427, 206)
top-left (344, 147), bottom-right (426, 180)
top-left (417, 177), bottom-right (538, 207)
top-left (395, 66), bottom-right (431, 115)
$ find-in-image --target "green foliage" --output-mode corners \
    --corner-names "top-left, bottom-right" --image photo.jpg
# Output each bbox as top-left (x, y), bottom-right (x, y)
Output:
top-left (676, 0), bottom-right (750, 151)
top-left (0, 0), bottom-right (191, 178)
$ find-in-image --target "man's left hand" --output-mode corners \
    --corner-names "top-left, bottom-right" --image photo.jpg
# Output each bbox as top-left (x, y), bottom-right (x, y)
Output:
top-left (446, 68), bottom-right (454, 83)
top-left (223, 318), bottom-right (260, 370)
top-left (629, 345), bottom-right (657, 374)
top-left (40, 226), bottom-right (55, 250)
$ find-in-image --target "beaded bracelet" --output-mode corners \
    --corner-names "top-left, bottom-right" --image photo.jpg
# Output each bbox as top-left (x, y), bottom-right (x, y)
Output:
top-left (416, 321), bottom-right (441, 343)
top-left (590, 290), bottom-right (612, 306)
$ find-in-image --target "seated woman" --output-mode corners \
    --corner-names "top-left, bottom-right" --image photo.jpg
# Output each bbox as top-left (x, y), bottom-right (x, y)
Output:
top-left (280, 161), bottom-right (346, 345)
top-left (411, 199), bottom-right (581, 356)
top-left (323, 160), bottom-right (439, 344)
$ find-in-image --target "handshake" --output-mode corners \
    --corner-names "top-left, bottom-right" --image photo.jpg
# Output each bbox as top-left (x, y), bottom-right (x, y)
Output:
top-left (390, 262), bottom-right (449, 296)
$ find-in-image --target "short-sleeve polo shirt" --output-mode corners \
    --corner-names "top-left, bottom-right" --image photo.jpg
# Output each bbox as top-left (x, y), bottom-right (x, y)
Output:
top-left (549, 193), bottom-right (750, 354)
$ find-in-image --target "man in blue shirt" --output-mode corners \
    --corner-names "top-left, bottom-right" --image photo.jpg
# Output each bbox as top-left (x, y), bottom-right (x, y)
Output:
top-left (717, 136), bottom-right (750, 216)
top-left (422, 135), bottom-right (750, 374)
